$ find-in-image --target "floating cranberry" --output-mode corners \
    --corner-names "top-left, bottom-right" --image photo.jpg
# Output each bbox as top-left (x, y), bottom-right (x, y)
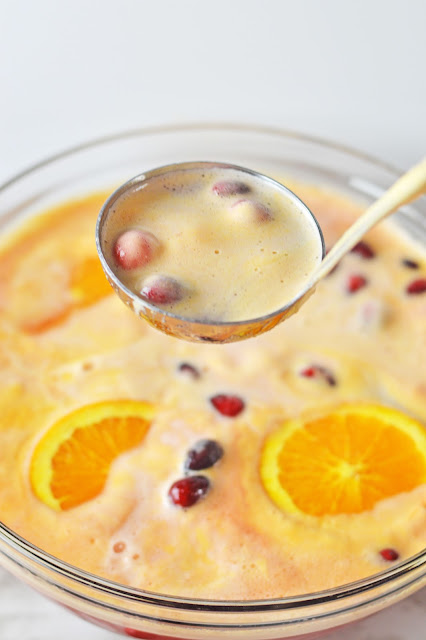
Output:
top-left (230, 199), bottom-right (272, 223)
top-left (114, 230), bottom-right (159, 270)
top-left (346, 274), bottom-right (368, 293)
top-left (406, 278), bottom-right (426, 295)
top-left (178, 362), bottom-right (200, 379)
top-left (380, 548), bottom-right (399, 562)
top-left (356, 299), bottom-right (387, 331)
top-left (185, 439), bottom-right (224, 471)
top-left (300, 365), bottom-right (337, 387)
top-left (210, 394), bottom-right (245, 417)
top-left (141, 275), bottom-right (185, 304)
top-left (212, 180), bottom-right (250, 197)
top-left (168, 475), bottom-right (210, 507)
top-left (402, 258), bottom-right (419, 269)
top-left (113, 541), bottom-right (126, 553)
top-left (351, 241), bottom-right (375, 259)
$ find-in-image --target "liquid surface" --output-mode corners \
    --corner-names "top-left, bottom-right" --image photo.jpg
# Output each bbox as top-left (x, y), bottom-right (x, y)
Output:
top-left (0, 183), bottom-right (425, 600)
top-left (101, 167), bottom-right (323, 321)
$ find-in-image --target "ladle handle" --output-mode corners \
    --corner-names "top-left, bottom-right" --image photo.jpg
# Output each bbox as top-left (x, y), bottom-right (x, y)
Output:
top-left (313, 157), bottom-right (426, 282)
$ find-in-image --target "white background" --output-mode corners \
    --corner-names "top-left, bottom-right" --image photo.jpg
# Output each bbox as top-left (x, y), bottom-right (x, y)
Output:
top-left (0, 1), bottom-right (425, 638)
top-left (1, 0), bottom-right (426, 183)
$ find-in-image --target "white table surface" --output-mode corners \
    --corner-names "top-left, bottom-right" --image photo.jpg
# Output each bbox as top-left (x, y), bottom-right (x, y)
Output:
top-left (0, 1), bottom-right (425, 638)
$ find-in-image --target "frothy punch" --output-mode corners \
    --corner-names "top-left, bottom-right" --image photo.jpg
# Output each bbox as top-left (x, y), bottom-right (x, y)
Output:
top-left (97, 162), bottom-right (325, 342)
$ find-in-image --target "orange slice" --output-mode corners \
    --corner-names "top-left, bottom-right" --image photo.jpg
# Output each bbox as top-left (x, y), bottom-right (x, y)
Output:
top-left (70, 256), bottom-right (113, 308)
top-left (24, 256), bottom-right (112, 334)
top-left (260, 404), bottom-right (426, 517)
top-left (30, 400), bottom-right (156, 510)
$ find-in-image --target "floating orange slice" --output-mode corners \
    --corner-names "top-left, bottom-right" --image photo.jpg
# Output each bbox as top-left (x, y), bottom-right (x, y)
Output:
top-left (260, 404), bottom-right (426, 517)
top-left (70, 256), bottom-right (113, 308)
top-left (30, 400), bottom-right (156, 510)
top-left (24, 256), bottom-right (112, 334)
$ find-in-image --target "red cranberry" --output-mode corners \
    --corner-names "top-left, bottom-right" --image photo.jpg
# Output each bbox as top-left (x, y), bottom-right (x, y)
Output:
top-left (141, 275), bottom-right (185, 304)
top-left (406, 278), bottom-right (426, 295)
top-left (351, 241), bottom-right (375, 259)
top-left (300, 365), bottom-right (337, 387)
top-left (346, 274), bottom-right (368, 293)
top-left (402, 258), bottom-right (419, 269)
top-left (210, 394), bottom-right (245, 417)
top-left (178, 362), bottom-right (200, 379)
top-left (114, 230), bottom-right (159, 270)
top-left (230, 199), bottom-right (272, 223)
top-left (185, 439), bottom-right (224, 471)
top-left (168, 475), bottom-right (210, 507)
top-left (212, 180), bottom-right (250, 197)
top-left (356, 299), bottom-right (386, 330)
top-left (380, 548), bottom-right (399, 562)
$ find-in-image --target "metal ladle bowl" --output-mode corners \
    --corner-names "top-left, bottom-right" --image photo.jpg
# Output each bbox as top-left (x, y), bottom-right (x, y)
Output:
top-left (96, 158), bottom-right (426, 344)
top-left (96, 161), bottom-right (325, 343)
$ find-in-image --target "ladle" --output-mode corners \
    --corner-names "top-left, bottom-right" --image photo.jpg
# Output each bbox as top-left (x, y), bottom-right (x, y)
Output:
top-left (96, 158), bottom-right (426, 343)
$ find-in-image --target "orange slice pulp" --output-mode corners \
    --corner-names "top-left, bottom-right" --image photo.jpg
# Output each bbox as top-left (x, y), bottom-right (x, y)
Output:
top-left (30, 400), bottom-right (156, 510)
top-left (69, 256), bottom-right (113, 308)
top-left (260, 404), bottom-right (426, 517)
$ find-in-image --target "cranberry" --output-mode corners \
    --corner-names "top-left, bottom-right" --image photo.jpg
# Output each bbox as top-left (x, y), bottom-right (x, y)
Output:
top-left (350, 241), bottom-right (375, 259)
top-left (168, 475), bottom-right (210, 507)
top-left (346, 274), bottom-right (368, 293)
top-left (185, 439), bottom-right (224, 471)
top-left (406, 278), bottom-right (426, 295)
top-left (113, 541), bottom-right (126, 553)
top-left (380, 548), bottom-right (399, 562)
top-left (230, 199), bottom-right (272, 223)
top-left (356, 299), bottom-right (386, 331)
top-left (114, 230), bottom-right (159, 270)
top-left (178, 362), bottom-right (200, 379)
top-left (210, 394), bottom-right (245, 417)
top-left (402, 258), bottom-right (419, 269)
top-left (141, 275), bottom-right (185, 304)
top-left (300, 365), bottom-right (337, 387)
top-left (212, 180), bottom-right (250, 197)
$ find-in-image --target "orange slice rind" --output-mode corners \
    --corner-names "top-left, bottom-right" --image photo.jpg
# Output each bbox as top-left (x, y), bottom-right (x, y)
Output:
top-left (30, 400), bottom-right (156, 510)
top-left (260, 404), bottom-right (426, 517)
